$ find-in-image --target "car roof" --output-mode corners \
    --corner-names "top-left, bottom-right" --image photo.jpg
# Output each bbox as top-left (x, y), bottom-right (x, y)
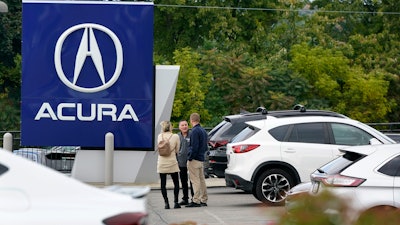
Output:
top-left (224, 108), bottom-right (347, 124)
top-left (267, 110), bottom-right (348, 119)
top-left (245, 114), bottom-right (354, 130)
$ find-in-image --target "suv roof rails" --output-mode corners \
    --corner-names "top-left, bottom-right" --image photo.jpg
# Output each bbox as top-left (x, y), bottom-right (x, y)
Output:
top-left (261, 104), bottom-right (347, 118)
top-left (225, 105), bottom-right (346, 122)
top-left (268, 110), bottom-right (347, 118)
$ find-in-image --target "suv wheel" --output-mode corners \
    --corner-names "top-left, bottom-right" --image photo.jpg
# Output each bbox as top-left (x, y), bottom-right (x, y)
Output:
top-left (252, 190), bottom-right (261, 201)
top-left (255, 169), bottom-right (294, 206)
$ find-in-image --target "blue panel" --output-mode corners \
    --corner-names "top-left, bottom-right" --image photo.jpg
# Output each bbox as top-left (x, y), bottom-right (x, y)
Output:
top-left (21, 1), bottom-right (154, 149)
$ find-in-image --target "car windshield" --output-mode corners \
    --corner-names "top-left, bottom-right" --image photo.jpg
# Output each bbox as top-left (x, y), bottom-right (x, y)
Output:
top-left (231, 126), bottom-right (259, 143)
top-left (318, 151), bottom-right (364, 175)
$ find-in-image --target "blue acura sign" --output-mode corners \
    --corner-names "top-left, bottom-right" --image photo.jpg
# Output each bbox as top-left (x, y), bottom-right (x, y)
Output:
top-left (21, 1), bottom-right (154, 149)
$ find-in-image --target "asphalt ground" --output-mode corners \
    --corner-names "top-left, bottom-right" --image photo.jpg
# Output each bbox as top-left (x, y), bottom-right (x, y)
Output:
top-left (144, 178), bottom-right (285, 225)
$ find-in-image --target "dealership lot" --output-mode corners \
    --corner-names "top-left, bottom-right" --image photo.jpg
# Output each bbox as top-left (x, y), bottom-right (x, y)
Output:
top-left (146, 183), bottom-right (284, 225)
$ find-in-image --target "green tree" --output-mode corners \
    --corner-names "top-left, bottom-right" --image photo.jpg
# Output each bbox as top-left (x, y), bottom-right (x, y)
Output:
top-left (290, 43), bottom-right (349, 108)
top-left (0, 0), bottom-right (22, 131)
top-left (339, 69), bottom-right (395, 122)
top-left (290, 42), bottom-right (394, 122)
top-left (171, 47), bottom-right (212, 125)
top-left (0, 54), bottom-right (21, 130)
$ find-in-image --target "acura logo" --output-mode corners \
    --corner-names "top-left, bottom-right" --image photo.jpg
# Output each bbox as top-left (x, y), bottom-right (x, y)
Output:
top-left (54, 23), bottom-right (123, 93)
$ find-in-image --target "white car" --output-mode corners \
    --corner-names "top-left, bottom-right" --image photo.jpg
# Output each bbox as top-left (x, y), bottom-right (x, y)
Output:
top-left (0, 148), bottom-right (149, 225)
top-left (225, 108), bottom-right (395, 206)
top-left (309, 144), bottom-right (400, 223)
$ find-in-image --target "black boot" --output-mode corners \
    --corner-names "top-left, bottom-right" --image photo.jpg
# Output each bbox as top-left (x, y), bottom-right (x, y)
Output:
top-left (174, 195), bottom-right (180, 208)
top-left (174, 202), bottom-right (181, 209)
top-left (164, 198), bottom-right (170, 209)
top-left (179, 199), bottom-right (189, 205)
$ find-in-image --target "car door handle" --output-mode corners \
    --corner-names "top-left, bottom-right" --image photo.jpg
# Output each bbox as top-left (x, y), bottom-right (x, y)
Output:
top-left (284, 149), bottom-right (296, 153)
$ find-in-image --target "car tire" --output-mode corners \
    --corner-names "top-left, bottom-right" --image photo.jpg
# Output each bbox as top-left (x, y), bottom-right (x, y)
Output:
top-left (252, 189), bottom-right (261, 201)
top-left (255, 169), bottom-right (294, 206)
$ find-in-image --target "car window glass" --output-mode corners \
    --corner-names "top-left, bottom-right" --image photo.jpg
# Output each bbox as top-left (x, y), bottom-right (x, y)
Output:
top-left (208, 120), bottom-right (227, 139)
top-left (209, 121), bottom-right (249, 142)
top-left (269, 125), bottom-right (290, 141)
top-left (0, 164), bottom-right (9, 176)
top-left (378, 155), bottom-right (400, 176)
top-left (231, 126), bottom-right (259, 143)
top-left (209, 122), bottom-right (232, 141)
top-left (331, 123), bottom-right (374, 146)
top-left (287, 123), bottom-right (326, 144)
top-left (319, 152), bottom-right (363, 175)
top-left (224, 123), bottom-right (248, 138)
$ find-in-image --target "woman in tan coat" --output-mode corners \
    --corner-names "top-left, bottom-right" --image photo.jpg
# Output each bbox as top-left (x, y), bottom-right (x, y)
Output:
top-left (157, 121), bottom-right (181, 209)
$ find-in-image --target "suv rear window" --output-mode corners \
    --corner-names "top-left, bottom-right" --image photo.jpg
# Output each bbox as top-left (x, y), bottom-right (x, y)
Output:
top-left (318, 151), bottom-right (364, 175)
top-left (208, 120), bottom-right (227, 140)
top-left (209, 121), bottom-right (249, 142)
top-left (231, 126), bottom-right (260, 143)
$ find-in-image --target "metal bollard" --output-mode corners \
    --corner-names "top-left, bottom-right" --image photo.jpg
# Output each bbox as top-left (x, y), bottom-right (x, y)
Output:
top-left (3, 132), bottom-right (13, 152)
top-left (105, 132), bottom-right (114, 186)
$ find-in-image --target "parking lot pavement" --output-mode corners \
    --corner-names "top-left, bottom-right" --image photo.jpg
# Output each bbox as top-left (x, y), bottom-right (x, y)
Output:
top-left (90, 178), bottom-right (284, 225)
top-left (146, 186), bottom-right (284, 225)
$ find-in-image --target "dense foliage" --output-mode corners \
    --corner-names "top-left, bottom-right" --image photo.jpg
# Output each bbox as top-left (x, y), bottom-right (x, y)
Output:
top-left (1, 0), bottom-right (399, 130)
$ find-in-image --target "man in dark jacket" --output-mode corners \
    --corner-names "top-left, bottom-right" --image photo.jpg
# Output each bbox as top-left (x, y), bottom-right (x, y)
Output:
top-left (186, 113), bottom-right (208, 207)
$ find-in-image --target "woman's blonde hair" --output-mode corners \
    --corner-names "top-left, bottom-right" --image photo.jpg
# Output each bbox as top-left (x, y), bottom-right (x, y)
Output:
top-left (160, 121), bottom-right (172, 132)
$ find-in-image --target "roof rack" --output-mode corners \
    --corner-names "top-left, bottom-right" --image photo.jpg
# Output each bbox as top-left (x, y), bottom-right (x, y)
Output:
top-left (267, 110), bottom-right (348, 118)
top-left (226, 105), bottom-right (347, 122)
top-left (266, 104), bottom-right (347, 118)
top-left (292, 104), bottom-right (306, 112)
top-left (255, 107), bottom-right (268, 115)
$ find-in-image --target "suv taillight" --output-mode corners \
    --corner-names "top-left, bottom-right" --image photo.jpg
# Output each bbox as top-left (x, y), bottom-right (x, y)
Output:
top-left (209, 140), bottom-right (229, 148)
top-left (103, 212), bottom-right (148, 225)
top-left (315, 174), bottom-right (365, 187)
top-left (232, 144), bottom-right (260, 153)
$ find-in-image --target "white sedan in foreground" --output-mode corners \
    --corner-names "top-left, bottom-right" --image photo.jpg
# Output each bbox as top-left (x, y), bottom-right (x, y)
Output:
top-left (286, 144), bottom-right (400, 224)
top-left (0, 148), bottom-right (149, 225)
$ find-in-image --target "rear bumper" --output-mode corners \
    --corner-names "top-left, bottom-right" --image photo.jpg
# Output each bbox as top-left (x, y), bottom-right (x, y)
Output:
top-left (225, 173), bottom-right (253, 192)
top-left (206, 149), bottom-right (227, 177)
top-left (208, 161), bottom-right (227, 177)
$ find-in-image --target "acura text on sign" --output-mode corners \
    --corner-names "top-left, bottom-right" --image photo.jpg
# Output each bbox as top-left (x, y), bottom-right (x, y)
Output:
top-left (21, 1), bottom-right (154, 149)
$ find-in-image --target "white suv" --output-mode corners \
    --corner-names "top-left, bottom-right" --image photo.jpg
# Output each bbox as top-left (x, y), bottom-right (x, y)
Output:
top-left (225, 107), bottom-right (395, 206)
